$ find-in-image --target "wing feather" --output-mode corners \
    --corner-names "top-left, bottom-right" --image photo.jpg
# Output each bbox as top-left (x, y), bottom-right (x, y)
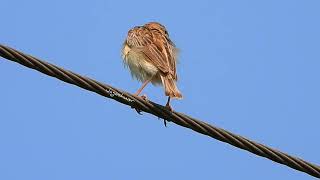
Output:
top-left (126, 26), bottom-right (176, 77)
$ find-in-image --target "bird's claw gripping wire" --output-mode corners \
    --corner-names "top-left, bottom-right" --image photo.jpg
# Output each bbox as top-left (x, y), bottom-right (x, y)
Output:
top-left (161, 98), bottom-right (174, 127)
top-left (132, 94), bottom-right (149, 115)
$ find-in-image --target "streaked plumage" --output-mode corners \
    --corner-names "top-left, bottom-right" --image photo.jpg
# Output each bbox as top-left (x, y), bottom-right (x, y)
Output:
top-left (121, 22), bottom-right (182, 100)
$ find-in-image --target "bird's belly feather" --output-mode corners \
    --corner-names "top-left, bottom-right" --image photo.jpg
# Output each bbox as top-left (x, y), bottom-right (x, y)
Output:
top-left (123, 49), bottom-right (160, 84)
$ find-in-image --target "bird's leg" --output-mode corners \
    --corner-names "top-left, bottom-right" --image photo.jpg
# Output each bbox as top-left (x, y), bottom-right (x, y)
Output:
top-left (132, 78), bottom-right (152, 115)
top-left (165, 96), bottom-right (173, 111)
top-left (134, 78), bottom-right (152, 98)
top-left (162, 96), bottom-right (173, 127)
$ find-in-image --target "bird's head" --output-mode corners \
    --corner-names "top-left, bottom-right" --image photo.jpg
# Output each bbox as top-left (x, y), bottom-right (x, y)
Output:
top-left (144, 22), bottom-right (169, 37)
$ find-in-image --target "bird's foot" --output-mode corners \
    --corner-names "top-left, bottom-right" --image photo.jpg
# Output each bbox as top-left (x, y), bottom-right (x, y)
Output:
top-left (140, 94), bottom-right (148, 101)
top-left (165, 103), bottom-right (173, 112)
top-left (133, 93), bottom-right (148, 101)
top-left (132, 94), bottom-right (149, 115)
top-left (134, 108), bottom-right (142, 115)
top-left (162, 102), bottom-right (173, 127)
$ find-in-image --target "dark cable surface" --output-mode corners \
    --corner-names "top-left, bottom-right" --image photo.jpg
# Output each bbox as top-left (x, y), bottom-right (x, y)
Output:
top-left (1, 44), bottom-right (319, 178)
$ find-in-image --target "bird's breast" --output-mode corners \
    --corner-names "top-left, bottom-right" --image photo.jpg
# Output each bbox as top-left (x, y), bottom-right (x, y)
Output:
top-left (122, 44), bottom-right (158, 82)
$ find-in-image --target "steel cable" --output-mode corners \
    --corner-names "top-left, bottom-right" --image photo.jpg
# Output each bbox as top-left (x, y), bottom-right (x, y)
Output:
top-left (0, 44), bottom-right (319, 178)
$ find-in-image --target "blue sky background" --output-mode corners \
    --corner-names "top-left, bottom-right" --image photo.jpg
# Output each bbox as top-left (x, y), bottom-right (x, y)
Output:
top-left (1, 0), bottom-right (319, 179)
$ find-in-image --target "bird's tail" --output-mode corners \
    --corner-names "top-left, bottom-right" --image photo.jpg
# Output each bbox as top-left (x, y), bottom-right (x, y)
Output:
top-left (161, 75), bottom-right (182, 99)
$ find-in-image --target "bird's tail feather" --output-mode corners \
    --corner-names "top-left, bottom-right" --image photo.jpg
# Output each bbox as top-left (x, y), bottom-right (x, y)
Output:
top-left (161, 75), bottom-right (182, 99)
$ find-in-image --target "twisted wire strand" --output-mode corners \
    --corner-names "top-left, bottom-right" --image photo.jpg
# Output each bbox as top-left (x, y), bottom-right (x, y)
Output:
top-left (0, 44), bottom-right (319, 178)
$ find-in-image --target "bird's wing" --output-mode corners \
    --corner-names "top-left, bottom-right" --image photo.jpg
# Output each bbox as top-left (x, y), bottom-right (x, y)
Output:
top-left (126, 27), bottom-right (173, 75)
top-left (149, 33), bottom-right (176, 77)
top-left (166, 38), bottom-right (178, 80)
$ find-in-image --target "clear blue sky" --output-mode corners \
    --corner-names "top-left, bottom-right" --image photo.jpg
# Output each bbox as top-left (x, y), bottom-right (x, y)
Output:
top-left (1, 0), bottom-right (319, 179)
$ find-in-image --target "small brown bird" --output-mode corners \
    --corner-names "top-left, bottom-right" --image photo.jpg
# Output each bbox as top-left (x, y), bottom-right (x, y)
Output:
top-left (121, 22), bottom-right (182, 110)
